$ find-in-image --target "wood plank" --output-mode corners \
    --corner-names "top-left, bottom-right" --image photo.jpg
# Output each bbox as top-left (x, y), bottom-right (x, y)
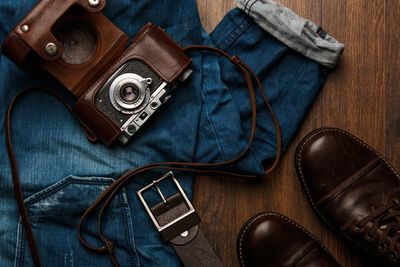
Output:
top-left (385, 0), bottom-right (400, 171)
top-left (197, 0), bottom-right (235, 33)
top-left (321, 0), bottom-right (385, 150)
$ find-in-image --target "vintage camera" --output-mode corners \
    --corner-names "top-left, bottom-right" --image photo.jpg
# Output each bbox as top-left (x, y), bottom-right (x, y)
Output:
top-left (2, 0), bottom-right (192, 146)
top-left (93, 53), bottom-right (192, 144)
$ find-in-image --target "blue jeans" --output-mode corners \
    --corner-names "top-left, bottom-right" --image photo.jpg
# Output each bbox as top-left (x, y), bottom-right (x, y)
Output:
top-left (0, 0), bottom-right (343, 266)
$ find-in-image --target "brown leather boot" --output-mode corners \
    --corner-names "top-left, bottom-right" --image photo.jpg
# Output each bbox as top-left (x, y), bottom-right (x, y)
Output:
top-left (237, 212), bottom-right (341, 267)
top-left (296, 127), bottom-right (400, 266)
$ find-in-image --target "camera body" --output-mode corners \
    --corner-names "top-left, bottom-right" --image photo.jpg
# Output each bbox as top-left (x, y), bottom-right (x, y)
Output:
top-left (96, 60), bottom-right (167, 144)
top-left (94, 59), bottom-right (192, 144)
top-left (2, 0), bottom-right (192, 146)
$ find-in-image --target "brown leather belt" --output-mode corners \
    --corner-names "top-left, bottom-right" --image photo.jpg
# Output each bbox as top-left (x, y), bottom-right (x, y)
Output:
top-left (138, 172), bottom-right (223, 267)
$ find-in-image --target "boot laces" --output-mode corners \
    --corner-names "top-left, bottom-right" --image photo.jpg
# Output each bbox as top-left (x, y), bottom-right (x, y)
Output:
top-left (355, 196), bottom-right (400, 259)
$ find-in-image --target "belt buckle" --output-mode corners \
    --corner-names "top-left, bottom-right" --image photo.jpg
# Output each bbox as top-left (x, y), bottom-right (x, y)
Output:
top-left (137, 171), bottom-right (200, 241)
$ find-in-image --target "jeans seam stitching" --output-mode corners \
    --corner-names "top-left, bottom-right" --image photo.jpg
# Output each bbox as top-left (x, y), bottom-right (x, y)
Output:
top-left (214, 10), bottom-right (248, 48)
top-left (118, 191), bottom-right (140, 267)
top-left (14, 219), bottom-right (25, 267)
top-left (198, 51), bottom-right (226, 161)
top-left (216, 16), bottom-right (253, 51)
top-left (19, 222), bottom-right (25, 267)
top-left (201, 90), bottom-right (226, 161)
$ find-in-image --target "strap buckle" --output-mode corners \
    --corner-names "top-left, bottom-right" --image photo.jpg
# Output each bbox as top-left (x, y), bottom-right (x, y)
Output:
top-left (137, 171), bottom-right (200, 241)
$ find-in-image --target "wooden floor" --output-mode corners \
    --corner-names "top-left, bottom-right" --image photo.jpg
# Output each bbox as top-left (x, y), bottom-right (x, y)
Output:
top-left (194, 1), bottom-right (400, 266)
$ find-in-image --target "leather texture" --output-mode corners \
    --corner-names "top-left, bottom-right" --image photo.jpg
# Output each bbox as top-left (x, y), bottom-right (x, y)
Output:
top-left (4, 0), bottom-right (105, 61)
top-left (296, 128), bottom-right (400, 266)
top-left (151, 193), bottom-right (223, 267)
top-left (1, 0), bottom-right (128, 97)
top-left (74, 23), bottom-right (192, 146)
top-left (130, 24), bottom-right (193, 83)
top-left (237, 212), bottom-right (340, 267)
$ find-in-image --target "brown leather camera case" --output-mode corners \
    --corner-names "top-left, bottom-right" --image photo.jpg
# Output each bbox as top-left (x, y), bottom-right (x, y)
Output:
top-left (2, 0), bottom-right (192, 146)
top-left (2, 0), bottom-right (128, 97)
top-left (74, 23), bottom-right (192, 146)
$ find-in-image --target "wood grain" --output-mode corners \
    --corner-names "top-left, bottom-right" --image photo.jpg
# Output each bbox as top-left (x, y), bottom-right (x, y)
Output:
top-left (385, 0), bottom-right (400, 171)
top-left (194, 1), bottom-right (399, 266)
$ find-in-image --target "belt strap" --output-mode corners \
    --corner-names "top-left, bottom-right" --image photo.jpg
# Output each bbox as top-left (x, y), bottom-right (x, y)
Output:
top-left (5, 45), bottom-right (282, 267)
top-left (141, 172), bottom-right (222, 267)
top-left (154, 197), bottom-right (222, 267)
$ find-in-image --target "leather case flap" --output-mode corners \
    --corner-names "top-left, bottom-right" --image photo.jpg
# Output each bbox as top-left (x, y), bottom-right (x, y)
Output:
top-left (129, 23), bottom-right (192, 83)
top-left (4, 0), bottom-right (106, 62)
top-left (74, 23), bottom-right (192, 146)
top-left (2, 32), bottom-right (32, 67)
top-left (39, 12), bottom-right (129, 97)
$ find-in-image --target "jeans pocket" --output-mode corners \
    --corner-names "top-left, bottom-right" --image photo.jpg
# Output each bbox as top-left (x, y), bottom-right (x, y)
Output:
top-left (14, 175), bottom-right (138, 267)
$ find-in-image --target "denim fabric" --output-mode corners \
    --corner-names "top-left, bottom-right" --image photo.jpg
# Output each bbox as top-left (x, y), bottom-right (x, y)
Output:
top-left (0, 0), bottom-right (339, 266)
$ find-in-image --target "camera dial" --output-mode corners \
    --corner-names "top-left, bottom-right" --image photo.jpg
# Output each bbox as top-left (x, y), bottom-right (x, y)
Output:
top-left (109, 73), bottom-right (152, 114)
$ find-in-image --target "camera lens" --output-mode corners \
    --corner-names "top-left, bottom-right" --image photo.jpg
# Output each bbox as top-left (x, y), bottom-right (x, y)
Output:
top-left (55, 23), bottom-right (97, 65)
top-left (109, 73), bottom-right (150, 114)
top-left (120, 85), bottom-right (139, 103)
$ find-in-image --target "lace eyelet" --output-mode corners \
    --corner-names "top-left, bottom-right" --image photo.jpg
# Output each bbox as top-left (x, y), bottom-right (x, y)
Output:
top-left (365, 232), bottom-right (375, 241)
top-left (354, 224), bottom-right (363, 232)
top-left (392, 199), bottom-right (400, 205)
top-left (390, 252), bottom-right (398, 260)
top-left (378, 243), bottom-right (387, 252)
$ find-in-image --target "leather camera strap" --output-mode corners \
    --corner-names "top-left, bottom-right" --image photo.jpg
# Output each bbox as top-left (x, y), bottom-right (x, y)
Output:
top-left (5, 45), bottom-right (281, 267)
